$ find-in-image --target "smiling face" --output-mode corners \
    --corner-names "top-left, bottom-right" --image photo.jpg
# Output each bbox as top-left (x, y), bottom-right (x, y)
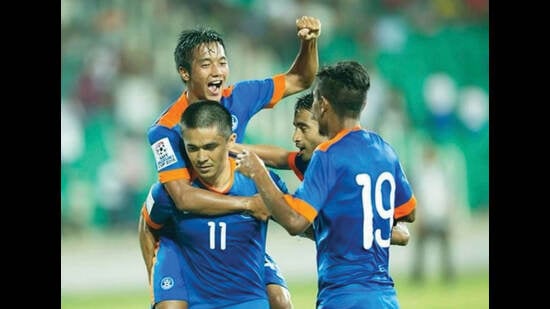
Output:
top-left (292, 108), bottom-right (327, 162)
top-left (181, 42), bottom-right (229, 103)
top-left (182, 126), bottom-right (235, 186)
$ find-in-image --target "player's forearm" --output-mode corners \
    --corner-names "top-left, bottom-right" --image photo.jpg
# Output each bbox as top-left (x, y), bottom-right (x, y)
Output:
top-left (284, 39), bottom-right (318, 96)
top-left (164, 179), bottom-right (249, 215)
top-left (237, 144), bottom-right (291, 169)
top-left (252, 168), bottom-right (309, 235)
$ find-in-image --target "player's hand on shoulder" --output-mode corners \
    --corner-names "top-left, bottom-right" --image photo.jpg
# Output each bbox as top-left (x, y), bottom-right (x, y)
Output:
top-left (296, 16), bottom-right (321, 40)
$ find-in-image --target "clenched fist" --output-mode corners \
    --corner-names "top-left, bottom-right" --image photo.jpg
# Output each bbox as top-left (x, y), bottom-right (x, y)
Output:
top-left (296, 16), bottom-right (321, 40)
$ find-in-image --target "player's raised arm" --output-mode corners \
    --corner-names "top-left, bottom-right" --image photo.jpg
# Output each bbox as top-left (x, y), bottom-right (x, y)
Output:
top-left (283, 16), bottom-right (321, 97)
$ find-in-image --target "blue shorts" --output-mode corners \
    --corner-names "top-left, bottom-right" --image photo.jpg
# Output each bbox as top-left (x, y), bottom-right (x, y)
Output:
top-left (264, 252), bottom-right (287, 288)
top-left (317, 285), bottom-right (399, 309)
top-left (151, 241), bottom-right (284, 307)
top-left (151, 237), bottom-right (188, 305)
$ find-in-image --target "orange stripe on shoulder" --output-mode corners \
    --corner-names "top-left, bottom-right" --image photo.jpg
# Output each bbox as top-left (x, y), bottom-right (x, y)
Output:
top-left (394, 195), bottom-right (417, 219)
top-left (141, 204), bottom-right (163, 230)
top-left (283, 194), bottom-right (317, 223)
top-left (159, 168), bottom-right (190, 183)
top-left (266, 74), bottom-right (286, 108)
top-left (222, 85), bottom-right (234, 97)
top-left (157, 92), bottom-right (189, 128)
top-left (316, 140), bottom-right (331, 152)
top-left (317, 126), bottom-right (362, 152)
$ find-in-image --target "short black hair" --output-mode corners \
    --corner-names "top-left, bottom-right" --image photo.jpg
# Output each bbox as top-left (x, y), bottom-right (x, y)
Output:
top-left (294, 92), bottom-right (314, 113)
top-left (174, 27), bottom-right (226, 73)
top-left (180, 101), bottom-right (233, 139)
top-left (314, 61), bottom-right (371, 118)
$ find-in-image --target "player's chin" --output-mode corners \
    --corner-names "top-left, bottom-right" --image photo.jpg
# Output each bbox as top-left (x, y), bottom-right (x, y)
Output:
top-left (205, 89), bottom-right (223, 102)
top-left (207, 94), bottom-right (223, 102)
top-left (196, 166), bottom-right (213, 177)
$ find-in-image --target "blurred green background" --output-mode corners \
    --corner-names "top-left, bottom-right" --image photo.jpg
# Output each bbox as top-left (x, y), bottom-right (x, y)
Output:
top-left (61, 0), bottom-right (489, 308)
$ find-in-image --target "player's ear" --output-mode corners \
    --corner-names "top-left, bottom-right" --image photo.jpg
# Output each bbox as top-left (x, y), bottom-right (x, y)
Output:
top-left (178, 66), bottom-right (190, 81)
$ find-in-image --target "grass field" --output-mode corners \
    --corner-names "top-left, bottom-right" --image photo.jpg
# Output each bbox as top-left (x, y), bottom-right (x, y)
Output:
top-left (61, 268), bottom-right (488, 308)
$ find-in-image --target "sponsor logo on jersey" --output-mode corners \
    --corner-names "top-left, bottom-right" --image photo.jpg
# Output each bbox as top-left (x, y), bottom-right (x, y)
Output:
top-left (160, 276), bottom-right (175, 290)
top-left (152, 137), bottom-right (178, 170)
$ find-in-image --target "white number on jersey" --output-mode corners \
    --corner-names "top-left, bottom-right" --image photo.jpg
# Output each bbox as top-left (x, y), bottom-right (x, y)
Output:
top-left (356, 171), bottom-right (395, 250)
top-left (208, 221), bottom-right (227, 250)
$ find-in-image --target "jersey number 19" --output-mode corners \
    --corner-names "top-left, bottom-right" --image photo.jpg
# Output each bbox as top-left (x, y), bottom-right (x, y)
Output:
top-left (356, 171), bottom-right (395, 250)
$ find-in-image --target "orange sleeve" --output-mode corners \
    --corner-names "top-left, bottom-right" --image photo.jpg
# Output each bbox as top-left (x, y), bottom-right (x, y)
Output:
top-left (283, 194), bottom-right (318, 223)
top-left (266, 74), bottom-right (286, 108)
top-left (394, 195), bottom-right (417, 219)
top-left (159, 168), bottom-right (191, 183)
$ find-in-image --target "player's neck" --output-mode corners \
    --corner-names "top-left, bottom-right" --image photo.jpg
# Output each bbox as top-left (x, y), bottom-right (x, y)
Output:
top-left (185, 91), bottom-right (199, 104)
top-left (328, 118), bottom-right (360, 139)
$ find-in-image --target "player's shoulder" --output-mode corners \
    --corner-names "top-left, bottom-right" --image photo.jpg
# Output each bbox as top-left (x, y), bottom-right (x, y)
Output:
top-left (362, 130), bottom-right (401, 161)
top-left (150, 182), bottom-right (173, 205)
top-left (148, 123), bottom-right (181, 143)
top-left (230, 171), bottom-right (260, 195)
top-left (227, 76), bottom-right (275, 93)
top-left (360, 129), bottom-right (392, 147)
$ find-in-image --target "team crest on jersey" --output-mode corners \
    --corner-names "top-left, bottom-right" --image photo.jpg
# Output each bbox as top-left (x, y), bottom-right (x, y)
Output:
top-left (231, 114), bottom-right (238, 131)
top-left (160, 276), bottom-right (175, 290)
top-left (152, 137), bottom-right (178, 170)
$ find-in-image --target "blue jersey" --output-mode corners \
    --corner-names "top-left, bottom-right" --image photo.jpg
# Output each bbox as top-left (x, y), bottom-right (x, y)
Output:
top-left (144, 74), bottom-right (288, 302)
top-left (283, 126), bottom-right (416, 307)
top-left (148, 74), bottom-right (285, 184)
top-left (144, 159), bottom-right (288, 308)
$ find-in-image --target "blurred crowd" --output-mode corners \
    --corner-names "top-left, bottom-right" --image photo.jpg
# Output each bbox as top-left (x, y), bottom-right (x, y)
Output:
top-left (61, 0), bottom-right (489, 235)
